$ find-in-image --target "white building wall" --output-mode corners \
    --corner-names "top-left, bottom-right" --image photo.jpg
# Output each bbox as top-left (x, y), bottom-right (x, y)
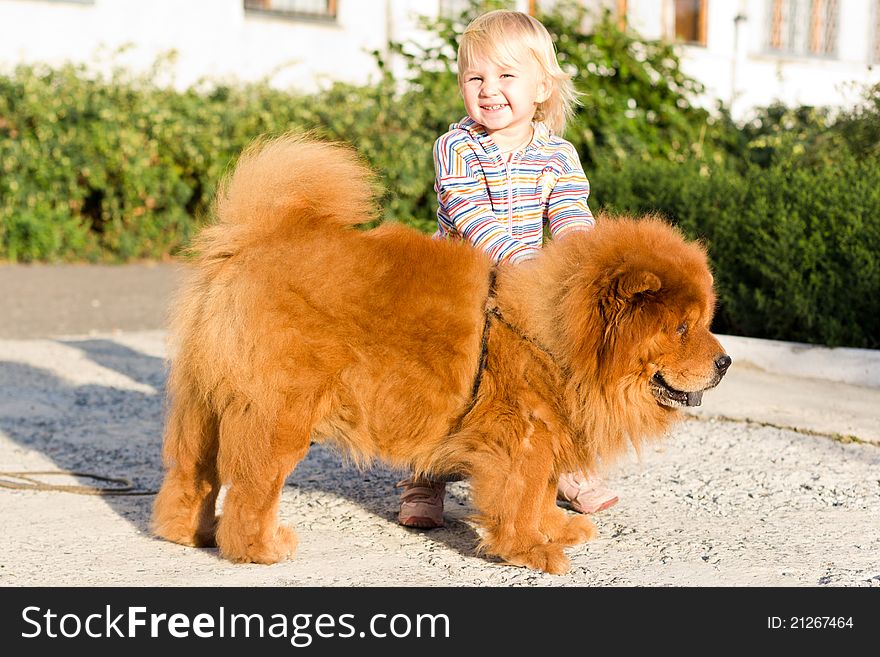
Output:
top-left (0, 0), bottom-right (429, 90)
top-left (623, 0), bottom-right (666, 38)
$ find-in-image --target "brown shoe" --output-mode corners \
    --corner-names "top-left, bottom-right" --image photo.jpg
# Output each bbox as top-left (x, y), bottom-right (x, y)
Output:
top-left (396, 477), bottom-right (446, 528)
top-left (557, 472), bottom-right (619, 514)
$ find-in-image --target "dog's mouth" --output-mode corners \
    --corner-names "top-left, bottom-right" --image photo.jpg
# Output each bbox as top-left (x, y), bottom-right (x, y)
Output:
top-left (650, 372), bottom-right (704, 408)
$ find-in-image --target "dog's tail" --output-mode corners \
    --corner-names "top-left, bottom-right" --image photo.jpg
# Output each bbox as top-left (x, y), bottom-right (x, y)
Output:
top-left (193, 133), bottom-right (380, 256)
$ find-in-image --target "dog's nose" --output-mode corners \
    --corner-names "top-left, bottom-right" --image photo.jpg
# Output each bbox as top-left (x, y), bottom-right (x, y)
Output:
top-left (715, 354), bottom-right (732, 376)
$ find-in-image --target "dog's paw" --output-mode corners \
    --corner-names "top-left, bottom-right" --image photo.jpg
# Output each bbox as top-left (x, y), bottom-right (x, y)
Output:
top-left (553, 515), bottom-right (597, 546)
top-left (219, 524), bottom-right (298, 564)
top-left (505, 543), bottom-right (570, 575)
top-left (273, 524), bottom-right (298, 557)
top-left (539, 508), bottom-right (596, 546)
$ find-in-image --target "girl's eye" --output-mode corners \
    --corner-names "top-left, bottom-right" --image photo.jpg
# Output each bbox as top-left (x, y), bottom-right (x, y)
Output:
top-left (467, 76), bottom-right (482, 82)
top-left (501, 73), bottom-right (515, 78)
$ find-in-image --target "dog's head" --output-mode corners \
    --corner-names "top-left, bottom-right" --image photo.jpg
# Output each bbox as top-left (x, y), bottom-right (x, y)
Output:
top-left (555, 216), bottom-right (730, 411)
top-left (609, 266), bottom-right (730, 409)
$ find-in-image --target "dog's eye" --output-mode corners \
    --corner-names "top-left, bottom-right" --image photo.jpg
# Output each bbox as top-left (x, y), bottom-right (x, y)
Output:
top-left (676, 322), bottom-right (688, 336)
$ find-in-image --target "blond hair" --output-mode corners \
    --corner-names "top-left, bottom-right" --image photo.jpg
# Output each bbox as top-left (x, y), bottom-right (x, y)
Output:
top-left (457, 10), bottom-right (578, 135)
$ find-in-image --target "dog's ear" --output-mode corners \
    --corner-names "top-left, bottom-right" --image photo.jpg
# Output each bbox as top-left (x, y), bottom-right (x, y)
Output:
top-left (613, 269), bottom-right (662, 301)
top-left (597, 269), bottom-right (662, 326)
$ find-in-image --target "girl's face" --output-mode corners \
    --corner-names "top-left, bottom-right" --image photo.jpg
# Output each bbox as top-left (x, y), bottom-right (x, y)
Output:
top-left (460, 52), bottom-right (549, 148)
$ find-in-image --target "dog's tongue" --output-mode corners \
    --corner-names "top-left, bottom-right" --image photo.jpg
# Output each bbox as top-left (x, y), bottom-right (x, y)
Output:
top-left (686, 390), bottom-right (703, 407)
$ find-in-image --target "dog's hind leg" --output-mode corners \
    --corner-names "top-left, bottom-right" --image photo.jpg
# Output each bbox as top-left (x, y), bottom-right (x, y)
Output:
top-left (214, 399), bottom-right (310, 564)
top-left (152, 393), bottom-right (221, 548)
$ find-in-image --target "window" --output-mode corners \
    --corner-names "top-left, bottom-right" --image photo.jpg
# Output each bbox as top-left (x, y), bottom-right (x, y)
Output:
top-left (244, 0), bottom-right (337, 21)
top-left (674, 0), bottom-right (707, 45)
top-left (766, 0), bottom-right (839, 57)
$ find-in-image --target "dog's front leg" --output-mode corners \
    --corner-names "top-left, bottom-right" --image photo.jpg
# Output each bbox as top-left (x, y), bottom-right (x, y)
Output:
top-left (469, 436), bottom-right (572, 574)
top-left (538, 478), bottom-right (597, 547)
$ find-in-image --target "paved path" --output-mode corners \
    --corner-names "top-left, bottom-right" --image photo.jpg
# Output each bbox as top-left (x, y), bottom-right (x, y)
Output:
top-left (1, 262), bottom-right (180, 339)
top-left (1, 263), bottom-right (878, 586)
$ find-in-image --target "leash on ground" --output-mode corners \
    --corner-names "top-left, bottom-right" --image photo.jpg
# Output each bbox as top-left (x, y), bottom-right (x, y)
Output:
top-left (0, 470), bottom-right (157, 495)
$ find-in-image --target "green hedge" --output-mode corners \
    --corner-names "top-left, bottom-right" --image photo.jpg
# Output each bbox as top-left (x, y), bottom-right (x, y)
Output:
top-left (0, 61), bottom-right (319, 261)
top-left (592, 153), bottom-right (880, 349)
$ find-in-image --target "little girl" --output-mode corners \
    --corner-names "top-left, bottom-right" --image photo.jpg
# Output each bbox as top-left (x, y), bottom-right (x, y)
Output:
top-left (398, 9), bottom-right (619, 528)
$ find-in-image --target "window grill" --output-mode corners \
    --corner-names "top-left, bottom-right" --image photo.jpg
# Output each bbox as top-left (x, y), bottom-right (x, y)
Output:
top-left (244, 0), bottom-right (337, 21)
top-left (766, 0), bottom-right (838, 56)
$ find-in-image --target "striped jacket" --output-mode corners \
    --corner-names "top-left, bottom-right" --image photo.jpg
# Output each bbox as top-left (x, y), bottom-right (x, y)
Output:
top-left (433, 116), bottom-right (594, 264)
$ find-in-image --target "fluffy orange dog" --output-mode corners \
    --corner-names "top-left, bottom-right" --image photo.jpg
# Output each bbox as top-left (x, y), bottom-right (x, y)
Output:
top-left (152, 135), bottom-right (730, 574)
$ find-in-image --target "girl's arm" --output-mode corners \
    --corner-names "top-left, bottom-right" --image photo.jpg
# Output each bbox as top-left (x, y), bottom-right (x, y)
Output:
top-left (546, 148), bottom-right (595, 238)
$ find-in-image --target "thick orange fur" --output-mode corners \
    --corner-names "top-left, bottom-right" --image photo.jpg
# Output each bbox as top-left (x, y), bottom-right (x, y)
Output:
top-left (152, 134), bottom-right (729, 573)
